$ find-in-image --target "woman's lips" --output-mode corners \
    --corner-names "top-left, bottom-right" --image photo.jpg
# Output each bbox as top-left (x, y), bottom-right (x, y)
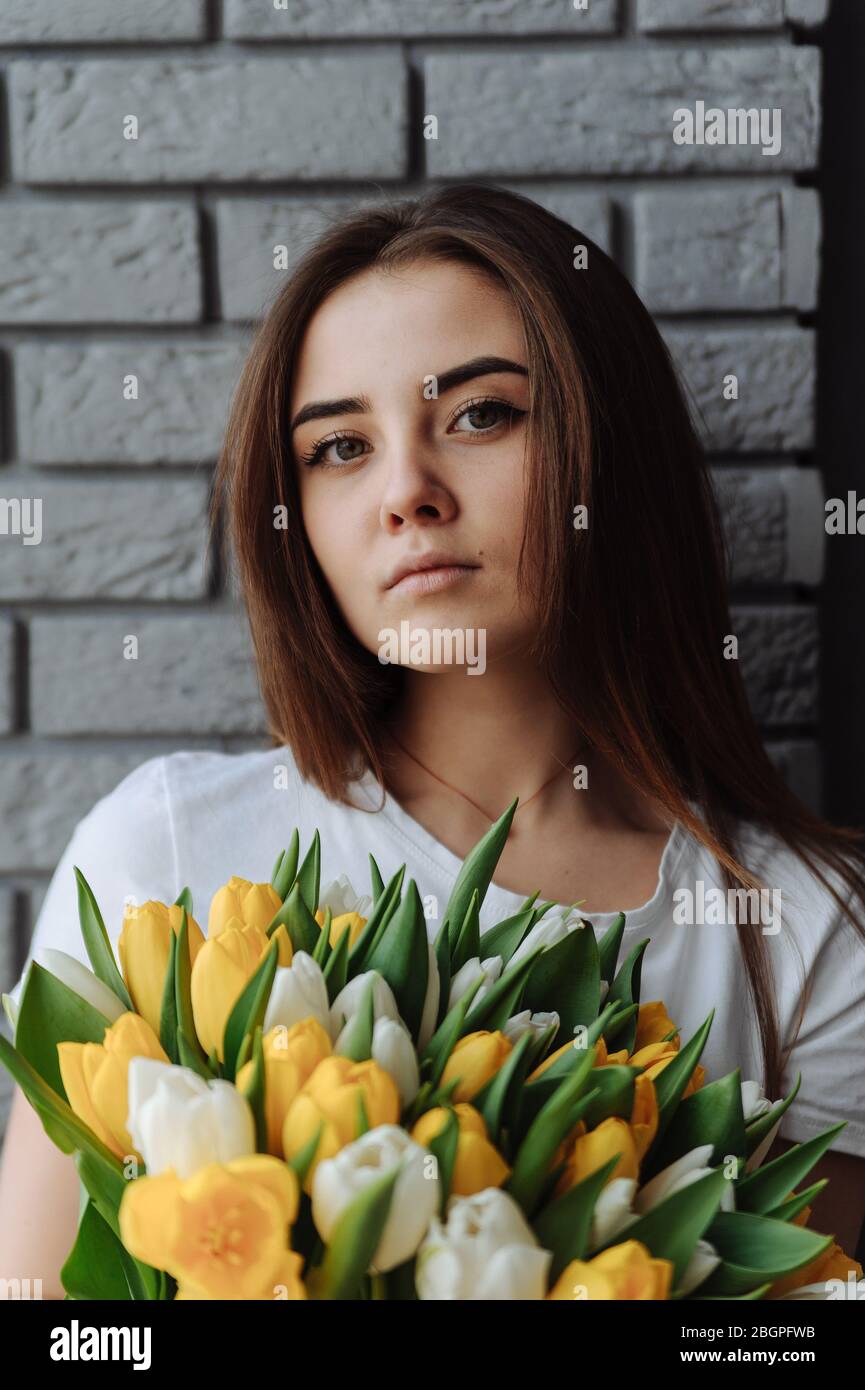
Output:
top-left (388, 564), bottom-right (478, 596)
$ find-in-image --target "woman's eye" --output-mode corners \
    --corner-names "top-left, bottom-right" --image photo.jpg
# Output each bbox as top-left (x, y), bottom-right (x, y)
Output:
top-left (301, 432), bottom-right (367, 469)
top-left (450, 398), bottom-right (521, 435)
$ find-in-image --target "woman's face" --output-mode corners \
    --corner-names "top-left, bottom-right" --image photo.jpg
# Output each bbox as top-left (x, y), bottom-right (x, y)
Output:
top-left (289, 256), bottom-right (539, 670)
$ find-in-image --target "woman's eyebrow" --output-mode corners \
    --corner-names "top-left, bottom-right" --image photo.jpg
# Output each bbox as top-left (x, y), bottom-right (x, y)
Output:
top-left (288, 356), bottom-right (527, 436)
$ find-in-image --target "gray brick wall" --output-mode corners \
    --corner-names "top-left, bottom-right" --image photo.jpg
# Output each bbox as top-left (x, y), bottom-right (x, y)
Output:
top-left (0, 2), bottom-right (830, 1141)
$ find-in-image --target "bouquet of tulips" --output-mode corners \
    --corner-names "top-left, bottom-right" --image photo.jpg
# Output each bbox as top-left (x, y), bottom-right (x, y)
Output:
top-left (2, 799), bottom-right (862, 1301)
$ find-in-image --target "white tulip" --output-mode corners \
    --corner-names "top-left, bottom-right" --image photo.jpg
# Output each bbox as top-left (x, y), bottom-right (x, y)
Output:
top-left (416, 1188), bottom-right (552, 1300)
top-left (417, 941), bottom-right (440, 1052)
top-left (503, 1009), bottom-right (560, 1046)
top-left (447, 955), bottom-right (502, 1011)
top-left (319, 874), bottom-right (373, 920)
top-left (127, 1057), bottom-right (255, 1178)
top-left (329, 969), bottom-right (401, 1039)
top-left (599, 979), bottom-right (610, 1004)
top-left (7, 950), bottom-right (127, 1036)
top-left (263, 950), bottom-right (331, 1037)
top-left (334, 1015), bottom-right (420, 1107)
top-left (589, 1176), bottom-right (639, 1247)
top-left (312, 1124), bottom-right (438, 1272)
top-left (677, 1238), bottom-right (722, 1295)
top-left (509, 907), bottom-right (583, 968)
top-left (635, 1144), bottom-right (736, 1215)
top-left (741, 1079), bottom-right (780, 1173)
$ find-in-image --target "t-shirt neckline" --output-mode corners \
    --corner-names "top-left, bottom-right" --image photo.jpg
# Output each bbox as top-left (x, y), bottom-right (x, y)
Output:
top-left (350, 765), bottom-right (693, 933)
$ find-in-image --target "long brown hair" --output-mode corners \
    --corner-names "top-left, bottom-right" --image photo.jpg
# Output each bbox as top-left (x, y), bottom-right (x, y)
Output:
top-left (211, 182), bottom-right (865, 1099)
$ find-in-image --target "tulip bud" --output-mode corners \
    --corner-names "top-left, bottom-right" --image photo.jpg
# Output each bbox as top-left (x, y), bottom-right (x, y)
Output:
top-left (411, 1103), bottom-right (510, 1195)
top-left (190, 922), bottom-right (270, 1061)
top-left (312, 1124), bottom-right (439, 1272)
top-left (119, 900), bottom-right (205, 1035)
top-left (127, 1056), bottom-right (255, 1177)
top-left (236, 1019), bottom-right (332, 1156)
top-left (439, 1030), bottom-right (512, 1102)
top-left (58, 1011), bottom-right (168, 1161)
top-left (416, 1188), bottom-right (552, 1299)
top-left (263, 951), bottom-right (331, 1039)
top-left (208, 876), bottom-right (282, 937)
top-left (282, 1054), bottom-right (400, 1193)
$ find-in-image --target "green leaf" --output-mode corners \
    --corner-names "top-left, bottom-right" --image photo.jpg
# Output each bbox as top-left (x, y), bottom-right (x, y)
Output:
top-left (647, 1070), bottom-right (747, 1177)
top-left (735, 1123), bottom-right (846, 1215)
top-left (288, 1121), bottom-right (325, 1189)
top-left (177, 1027), bottom-right (212, 1081)
top-left (313, 906), bottom-right (332, 967)
top-left (364, 880), bottom-right (429, 1040)
top-left (451, 890), bottom-right (481, 975)
top-left (533, 1154), bottom-right (622, 1280)
top-left (642, 1011), bottom-right (715, 1169)
top-left (173, 886), bottom-right (193, 916)
top-left (478, 906), bottom-right (536, 965)
top-left (337, 975), bottom-right (376, 1062)
top-left (425, 1108), bottom-right (459, 1214)
top-left (323, 925), bottom-right (350, 1002)
top-left (506, 1043), bottom-right (598, 1215)
top-left (442, 798), bottom-right (519, 955)
top-left (418, 974), bottom-right (486, 1091)
top-left (765, 1179), bottom-right (828, 1224)
top-left (348, 867), bottom-right (405, 973)
top-left (744, 1073), bottom-right (802, 1159)
top-left (73, 866), bottom-right (134, 1011)
top-left (316, 1166), bottom-right (400, 1298)
top-left (174, 907), bottom-right (208, 1067)
top-left (237, 1026), bottom-right (268, 1152)
top-left (14, 961), bottom-right (111, 1099)
top-left (596, 912), bottom-right (626, 985)
top-left (595, 1167), bottom-right (731, 1288)
top-left (221, 939), bottom-right (279, 1081)
top-left (369, 854), bottom-right (386, 903)
top-left (697, 1210), bottom-right (834, 1297)
top-left (295, 830), bottom-right (321, 915)
top-left (158, 925), bottom-right (179, 1064)
top-left (522, 923), bottom-right (601, 1050)
top-left (272, 829), bottom-right (300, 898)
top-left (602, 938), bottom-right (649, 1054)
top-left (61, 1200), bottom-right (135, 1300)
top-left (266, 882), bottom-right (320, 954)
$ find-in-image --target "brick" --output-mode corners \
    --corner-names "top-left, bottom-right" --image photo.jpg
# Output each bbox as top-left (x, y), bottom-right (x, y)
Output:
top-left (637, 0), bottom-right (827, 27)
top-left (0, 476), bottom-right (211, 600)
top-left (731, 605), bottom-right (818, 725)
top-left (225, 0), bottom-right (618, 37)
top-left (0, 617), bottom-right (14, 733)
top-left (714, 466), bottom-right (824, 586)
top-left (30, 615), bottom-right (266, 736)
top-left (15, 341), bottom-right (243, 465)
top-left (0, 201), bottom-right (201, 324)
top-left (635, 188), bottom-right (818, 312)
top-left (425, 47), bottom-right (820, 176)
top-left (10, 57), bottom-right (407, 184)
top-left (216, 189), bottom-right (612, 321)
top-left (0, 0), bottom-right (206, 41)
top-left (663, 327), bottom-right (815, 452)
top-left (0, 751), bottom-right (146, 872)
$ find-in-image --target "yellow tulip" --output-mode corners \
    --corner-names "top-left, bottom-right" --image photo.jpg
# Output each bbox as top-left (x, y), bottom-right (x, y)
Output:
top-left (632, 1041), bottom-right (704, 1097)
top-left (58, 1012), bottom-right (168, 1161)
top-left (314, 908), bottom-right (367, 952)
top-left (554, 1116), bottom-right (639, 1198)
top-left (119, 1154), bottom-right (306, 1300)
top-left (630, 1072), bottom-right (659, 1163)
top-left (411, 1103), bottom-right (511, 1195)
top-left (634, 1001), bottom-right (678, 1052)
top-left (282, 1055), bottom-right (400, 1194)
top-left (548, 1239), bottom-right (673, 1300)
top-left (190, 921), bottom-right (270, 1061)
top-left (236, 1019), bottom-right (332, 1157)
top-left (209, 877), bottom-right (282, 937)
top-left (440, 1031), bottom-right (512, 1102)
top-left (768, 1241), bottom-right (863, 1299)
top-left (118, 900), bottom-right (205, 1035)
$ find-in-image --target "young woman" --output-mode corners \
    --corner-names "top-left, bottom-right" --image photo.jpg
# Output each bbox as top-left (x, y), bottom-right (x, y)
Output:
top-left (2, 184), bottom-right (864, 1292)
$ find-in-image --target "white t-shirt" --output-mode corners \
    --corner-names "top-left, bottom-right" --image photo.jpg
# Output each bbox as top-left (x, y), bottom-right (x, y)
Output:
top-left (11, 745), bottom-right (865, 1160)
